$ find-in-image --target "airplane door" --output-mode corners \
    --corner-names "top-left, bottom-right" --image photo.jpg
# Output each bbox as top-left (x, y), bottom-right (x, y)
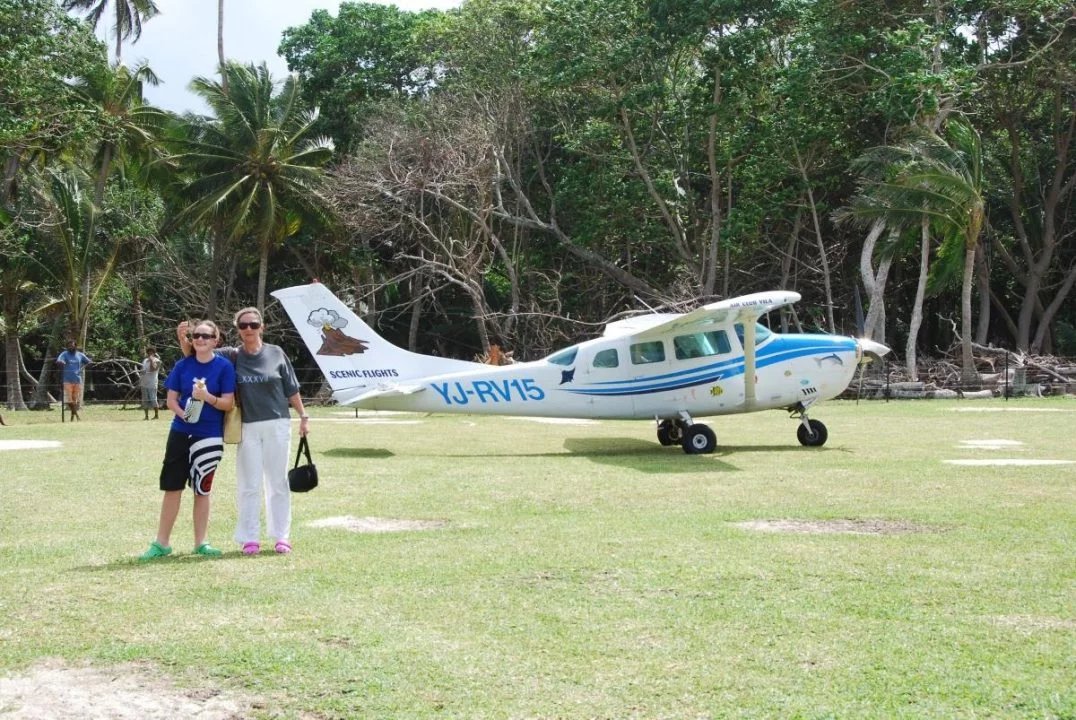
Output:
top-left (626, 338), bottom-right (672, 418)
top-left (577, 344), bottom-right (634, 419)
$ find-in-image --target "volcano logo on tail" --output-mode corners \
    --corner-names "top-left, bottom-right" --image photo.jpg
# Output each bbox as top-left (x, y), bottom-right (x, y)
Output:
top-left (308, 308), bottom-right (369, 356)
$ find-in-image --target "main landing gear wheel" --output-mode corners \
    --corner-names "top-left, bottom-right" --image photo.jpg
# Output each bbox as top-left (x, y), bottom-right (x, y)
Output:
top-left (797, 419), bottom-right (828, 447)
top-left (657, 419), bottom-right (684, 446)
top-left (681, 424), bottom-right (717, 454)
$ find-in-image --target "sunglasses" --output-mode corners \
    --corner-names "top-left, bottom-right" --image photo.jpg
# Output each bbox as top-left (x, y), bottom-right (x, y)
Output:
top-left (237, 321), bottom-right (262, 330)
top-left (190, 332), bottom-right (217, 340)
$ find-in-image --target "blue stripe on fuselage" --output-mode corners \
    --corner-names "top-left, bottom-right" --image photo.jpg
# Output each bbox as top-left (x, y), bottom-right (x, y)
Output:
top-left (563, 334), bottom-right (855, 397)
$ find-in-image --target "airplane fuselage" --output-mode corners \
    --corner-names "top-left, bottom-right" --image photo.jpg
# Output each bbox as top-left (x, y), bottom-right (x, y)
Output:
top-left (274, 283), bottom-right (887, 452)
top-left (350, 331), bottom-right (860, 421)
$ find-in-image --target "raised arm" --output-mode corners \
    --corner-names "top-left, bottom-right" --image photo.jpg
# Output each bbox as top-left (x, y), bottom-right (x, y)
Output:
top-left (176, 321), bottom-right (192, 357)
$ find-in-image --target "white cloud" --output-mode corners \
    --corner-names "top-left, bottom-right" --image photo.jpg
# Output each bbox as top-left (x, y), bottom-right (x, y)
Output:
top-left (95, 0), bottom-right (459, 114)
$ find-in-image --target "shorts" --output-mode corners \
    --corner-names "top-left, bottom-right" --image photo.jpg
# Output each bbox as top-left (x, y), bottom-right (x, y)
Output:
top-left (159, 431), bottom-right (224, 495)
top-left (140, 386), bottom-right (158, 409)
top-left (63, 382), bottom-right (83, 405)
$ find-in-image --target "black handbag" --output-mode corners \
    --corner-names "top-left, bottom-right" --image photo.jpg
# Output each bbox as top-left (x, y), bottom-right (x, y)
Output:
top-left (288, 436), bottom-right (318, 492)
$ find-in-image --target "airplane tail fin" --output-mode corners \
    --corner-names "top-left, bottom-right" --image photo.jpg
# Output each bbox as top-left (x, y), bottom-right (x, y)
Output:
top-left (271, 283), bottom-right (483, 404)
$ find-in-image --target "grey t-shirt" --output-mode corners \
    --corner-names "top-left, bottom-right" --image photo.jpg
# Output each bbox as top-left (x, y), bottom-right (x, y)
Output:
top-left (220, 344), bottom-right (301, 423)
top-left (140, 356), bottom-right (160, 389)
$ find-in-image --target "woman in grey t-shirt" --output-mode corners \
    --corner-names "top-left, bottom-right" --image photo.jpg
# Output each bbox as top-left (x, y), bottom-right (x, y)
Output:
top-left (178, 307), bottom-right (310, 554)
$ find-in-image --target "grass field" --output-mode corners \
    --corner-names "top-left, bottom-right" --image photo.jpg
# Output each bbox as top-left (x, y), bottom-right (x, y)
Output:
top-left (0, 398), bottom-right (1073, 719)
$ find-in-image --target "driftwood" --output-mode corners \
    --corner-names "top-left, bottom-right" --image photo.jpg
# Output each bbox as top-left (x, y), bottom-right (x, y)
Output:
top-left (843, 344), bottom-right (1076, 400)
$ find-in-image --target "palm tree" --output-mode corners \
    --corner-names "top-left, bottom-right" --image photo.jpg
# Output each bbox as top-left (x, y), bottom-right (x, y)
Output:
top-left (73, 60), bottom-right (167, 204)
top-left (839, 119), bottom-right (987, 383)
top-left (173, 62), bottom-right (334, 310)
top-left (61, 0), bottom-right (159, 63)
top-left (32, 167), bottom-right (124, 346)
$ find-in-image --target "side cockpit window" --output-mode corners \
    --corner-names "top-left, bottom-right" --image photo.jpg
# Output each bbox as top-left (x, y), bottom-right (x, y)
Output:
top-left (673, 331), bottom-right (732, 359)
top-left (592, 349), bottom-right (619, 368)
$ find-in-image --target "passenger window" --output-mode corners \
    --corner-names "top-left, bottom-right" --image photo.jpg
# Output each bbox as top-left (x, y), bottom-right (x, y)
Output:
top-left (674, 331), bottom-right (731, 359)
top-left (592, 349), bottom-right (619, 369)
top-left (674, 336), bottom-right (702, 359)
top-left (630, 341), bottom-right (665, 365)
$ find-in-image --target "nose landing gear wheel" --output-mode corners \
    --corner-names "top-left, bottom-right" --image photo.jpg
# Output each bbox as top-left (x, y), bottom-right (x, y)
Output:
top-left (797, 419), bottom-right (828, 447)
top-left (681, 424), bottom-right (716, 454)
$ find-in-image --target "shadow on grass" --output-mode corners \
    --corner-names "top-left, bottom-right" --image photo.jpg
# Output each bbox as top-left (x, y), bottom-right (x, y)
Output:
top-left (563, 438), bottom-right (827, 472)
top-left (323, 447), bottom-right (395, 459)
top-left (315, 439), bottom-right (837, 477)
top-left (72, 551), bottom-right (282, 573)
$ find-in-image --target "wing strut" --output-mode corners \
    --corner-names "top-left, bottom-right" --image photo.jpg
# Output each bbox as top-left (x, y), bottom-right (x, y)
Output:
top-left (743, 321), bottom-right (757, 408)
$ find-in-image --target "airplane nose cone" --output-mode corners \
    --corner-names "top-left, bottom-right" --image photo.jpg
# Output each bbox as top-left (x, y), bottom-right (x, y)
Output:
top-left (857, 338), bottom-right (891, 362)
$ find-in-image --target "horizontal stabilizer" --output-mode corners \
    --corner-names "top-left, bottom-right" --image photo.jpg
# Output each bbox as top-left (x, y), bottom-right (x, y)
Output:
top-left (340, 384), bottom-right (427, 405)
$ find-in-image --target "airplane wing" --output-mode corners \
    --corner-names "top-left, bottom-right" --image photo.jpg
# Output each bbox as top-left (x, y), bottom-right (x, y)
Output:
top-left (628, 291), bottom-right (802, 340)
top-left (615, 291), bottom-right (801, 409)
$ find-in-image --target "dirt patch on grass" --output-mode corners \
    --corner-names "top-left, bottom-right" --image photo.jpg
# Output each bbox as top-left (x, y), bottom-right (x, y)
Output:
top-left (0, 659), bottom-right (251, 719)
top-left (945, 459), bottom-right (1074, 466)
top-left (0, 440), bottom-right (62, 451)
top-left (307, 515), bottom-right (451, 533)
top-left (733, 519), bottom-right (939, 535)
top-left (991, 615), bottom-right (1076, 632)
top-left (957, 439), bottom-right (1024, 450)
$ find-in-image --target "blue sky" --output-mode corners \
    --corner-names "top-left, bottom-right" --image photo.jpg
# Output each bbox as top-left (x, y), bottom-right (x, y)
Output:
top-left (95, 0), bottom-right (460, 114)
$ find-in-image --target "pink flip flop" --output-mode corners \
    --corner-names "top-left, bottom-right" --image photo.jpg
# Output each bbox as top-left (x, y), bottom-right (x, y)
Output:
top-left (274, 541), bottom-right (292, 554)
top-left (242, 542), bottom-right (260, 555)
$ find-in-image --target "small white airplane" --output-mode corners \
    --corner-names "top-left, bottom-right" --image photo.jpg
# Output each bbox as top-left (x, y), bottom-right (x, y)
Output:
top-left (272, 283), bottom-right (890, 454)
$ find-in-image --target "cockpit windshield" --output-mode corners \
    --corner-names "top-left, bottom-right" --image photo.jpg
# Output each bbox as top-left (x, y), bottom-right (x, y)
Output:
top-left (733, 323), bottom-right (772, 347)
top-left (546, 347), bottom-right (578, 366)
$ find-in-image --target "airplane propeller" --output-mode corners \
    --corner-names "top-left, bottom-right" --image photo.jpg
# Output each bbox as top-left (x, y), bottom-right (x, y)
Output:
top-left (855, 338), bottom-right (890, 403)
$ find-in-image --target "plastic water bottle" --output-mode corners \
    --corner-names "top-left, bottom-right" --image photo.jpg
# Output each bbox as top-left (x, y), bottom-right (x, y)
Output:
top-left (184, 378), bottom-right (206, 423)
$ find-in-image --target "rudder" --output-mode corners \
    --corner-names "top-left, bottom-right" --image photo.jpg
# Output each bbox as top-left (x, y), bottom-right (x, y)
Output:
top-left (271, 283), bottom-right (480, 401)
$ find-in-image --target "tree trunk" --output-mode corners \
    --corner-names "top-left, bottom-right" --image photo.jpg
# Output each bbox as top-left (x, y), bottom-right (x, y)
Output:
top-left (130, 268), bottom-right (146, 349)
top-left (960, 242), bottom-right (978, 384)
top-left (905, 217), bottom-right (931, 381)
top-left (29, 316), bottom-right (65, 410)
top-left (94, 143), bottom-right (113, 206)
top-left (618, 107), bottom-right (693, 269)
top-left (3, 295), bottom-right (26, 410)
top-left (703, 62), bottom-right (723, 297)
top-left (1031, 261), bottom-right (1076, 353)
top-left (779, 210), bottom-right (801, 291)
top-left (207, 229), bottom-right (224, 317)
top-left (1, 152), bottom-right (21, 206)
top-left (257, 239), bottom-right (269, 312)
top-left (407, 291), bottom-right (424, 353)
top-left (794, 147), bottom-right (834, 332)
top-left (975, 247), bottom-right (990, 344)
top-left (859, 221), bottom-right (891, 343)
top-left (218, 0), bottom-right (228, 93)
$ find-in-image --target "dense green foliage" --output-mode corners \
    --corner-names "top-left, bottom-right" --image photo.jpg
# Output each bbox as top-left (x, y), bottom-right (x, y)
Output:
top-left (1, 0), bottom-right (1074, 409)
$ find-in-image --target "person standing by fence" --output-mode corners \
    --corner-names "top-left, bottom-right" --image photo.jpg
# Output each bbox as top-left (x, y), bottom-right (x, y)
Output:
top-left (141, 347), bottom-right (161, 420)
top-left (55, 340), bottom-right (92, 421)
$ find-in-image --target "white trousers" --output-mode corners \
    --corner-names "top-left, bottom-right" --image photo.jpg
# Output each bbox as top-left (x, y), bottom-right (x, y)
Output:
top-left (234, 418), bottom-right (292, 544)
